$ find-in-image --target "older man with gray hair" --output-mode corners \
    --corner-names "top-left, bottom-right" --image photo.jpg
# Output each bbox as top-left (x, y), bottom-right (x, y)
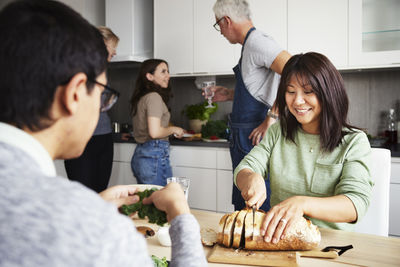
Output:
top-left (209, 0), bottom-right (291, 212)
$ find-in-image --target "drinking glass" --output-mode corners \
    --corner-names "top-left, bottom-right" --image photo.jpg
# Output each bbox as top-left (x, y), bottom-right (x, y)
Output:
top-left (202, 81), bottom-right (216, 108)
top-left (167, 177), bottom-right (190, 199)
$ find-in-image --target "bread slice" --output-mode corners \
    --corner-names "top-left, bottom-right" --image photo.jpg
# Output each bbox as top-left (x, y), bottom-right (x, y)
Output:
top-left (222, 210), bottom-right (240, 248)
top-left (216, 214), bottom-right (229, 244)
top-left (245, 210), bottom-right (321, 251)
top-left (201, 228), bottom-right (217, 246)
top-left (231, 209), bottom-right (249, 248)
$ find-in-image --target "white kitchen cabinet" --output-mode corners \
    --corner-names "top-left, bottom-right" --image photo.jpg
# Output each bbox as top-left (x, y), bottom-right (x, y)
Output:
top-left (173, 166), bottom-right (217, 211)
top-left (217, 170), bottom-right (235, 213)
top-left (249, 0), bottom-right (287, 50)
top-left (109, 162), bottom-right (137, 187)
top-left (108, 143), bottom-right (137, 187)
top-left (390, 158), bottom-right (400, 237)
top-left (154, 0), bottom-right (193, 75)
top-left (155, 0), bottom-right (288, 76)
top-left (170, 145), bottom-right (217, 169)
top-left (389, 184), bottom-right (400, 236)
top-left (349, 0), bottom-right (400, 67)
top-left (288, 0), bottom-right (348, 68)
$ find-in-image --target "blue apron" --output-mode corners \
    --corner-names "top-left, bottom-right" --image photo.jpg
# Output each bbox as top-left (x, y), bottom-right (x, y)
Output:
top-left (229, 27), bottom-right (271, 212)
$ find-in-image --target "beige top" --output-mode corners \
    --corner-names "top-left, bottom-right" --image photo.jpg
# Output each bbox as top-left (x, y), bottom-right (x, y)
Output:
top-left (132, 92), bottom-right (170, 143)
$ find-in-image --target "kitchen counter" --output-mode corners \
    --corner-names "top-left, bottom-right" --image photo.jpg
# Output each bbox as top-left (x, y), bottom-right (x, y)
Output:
top-left (137, 209), bottom-right (400, 267)
top-left (113, 133), bottom-right (229, 148)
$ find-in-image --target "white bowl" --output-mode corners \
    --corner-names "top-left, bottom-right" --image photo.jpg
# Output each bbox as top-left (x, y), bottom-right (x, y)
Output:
top-left (157, 226), bottom-right (171, 247)
top-left (129, 184), bottom-right (163, 191)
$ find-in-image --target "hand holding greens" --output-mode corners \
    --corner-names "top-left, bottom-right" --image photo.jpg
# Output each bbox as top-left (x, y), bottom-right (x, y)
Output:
top-left (120, 188), bottom-right (168, 226)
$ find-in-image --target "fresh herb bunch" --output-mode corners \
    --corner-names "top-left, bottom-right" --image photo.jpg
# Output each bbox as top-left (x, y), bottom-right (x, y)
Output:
top-left (182, 101), bottom-right (218, 121)
top-left (201, 120), bottom-right (228, 139)
top-left (151, 255), bottom-right (168, 267)
top-left (120, 188), bottom-right (168, 226)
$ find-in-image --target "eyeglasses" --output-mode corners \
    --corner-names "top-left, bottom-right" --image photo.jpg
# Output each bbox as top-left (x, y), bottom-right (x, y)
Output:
top-left (213, 17), bottom-right (225, 31)
top-left (93, 81), bottom-right (120, 112)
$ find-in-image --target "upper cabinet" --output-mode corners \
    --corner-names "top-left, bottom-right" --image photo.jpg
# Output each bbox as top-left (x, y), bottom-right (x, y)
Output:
top-left (154, 0), bottom-right (286, 76)
top-left (349, 0), bottom-right (400, 67)
top-left (288, 0), bottom-right (348, 68)
top-left (154, 0), bottom-right (193, 74)
top-left (154, 0), bottom-right (400, 75)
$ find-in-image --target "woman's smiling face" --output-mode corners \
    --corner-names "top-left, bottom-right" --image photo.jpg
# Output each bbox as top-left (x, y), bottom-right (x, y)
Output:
top-left (285, 75), bottom-right (321, 134)
top-left (147, 62), bottom-right (170, 88)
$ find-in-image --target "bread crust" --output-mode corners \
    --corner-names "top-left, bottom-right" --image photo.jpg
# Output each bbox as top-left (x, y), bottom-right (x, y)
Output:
top-left (222, 211), bottom-right (239, 247)
top-left (245, 211), bottom-right (321, 251)
top-left (217, 214), bottom-right (229, 244)
top-left (231, 209), bottom-right (249, 248)
top-left (218, 209), bottom-right (321, 251)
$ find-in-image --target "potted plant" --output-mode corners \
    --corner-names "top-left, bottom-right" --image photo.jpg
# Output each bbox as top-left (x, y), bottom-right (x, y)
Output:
top-left (182, 101), bottom-right (218, 133)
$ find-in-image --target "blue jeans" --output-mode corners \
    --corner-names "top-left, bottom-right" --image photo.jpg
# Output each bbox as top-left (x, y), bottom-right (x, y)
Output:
top-left (131, 140), bottom-right (172, 186)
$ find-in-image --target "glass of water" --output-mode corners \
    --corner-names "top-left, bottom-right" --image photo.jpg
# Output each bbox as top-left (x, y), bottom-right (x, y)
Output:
top-left (167, 177), bottom-right (190, 199)
top-left (202, 81), bottom-right (215, 108)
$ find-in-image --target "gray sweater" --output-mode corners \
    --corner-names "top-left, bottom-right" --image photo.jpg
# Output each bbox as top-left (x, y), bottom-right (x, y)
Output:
top-left (0, 142), bottom-right (207, 267)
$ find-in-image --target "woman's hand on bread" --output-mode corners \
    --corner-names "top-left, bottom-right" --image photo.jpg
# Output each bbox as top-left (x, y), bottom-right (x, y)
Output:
top-left (236, 168), bottom-right (266, 209)
top-left (260, 196), bottom-right (307, 244)
top-left (142, 183), bottom-right (190, 222)
top-left (99, 185), bottom-right (140, 207)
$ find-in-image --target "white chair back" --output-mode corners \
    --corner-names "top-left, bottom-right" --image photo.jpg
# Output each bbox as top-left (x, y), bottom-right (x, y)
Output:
top-left (354, 148), bottom-right (391, 236)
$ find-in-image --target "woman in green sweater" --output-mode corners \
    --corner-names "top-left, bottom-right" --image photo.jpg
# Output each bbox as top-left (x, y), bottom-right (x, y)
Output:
top-left (234, 52), bottom-right (373, 244)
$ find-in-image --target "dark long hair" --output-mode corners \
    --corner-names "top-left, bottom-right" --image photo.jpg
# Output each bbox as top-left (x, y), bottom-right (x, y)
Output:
top-left (129, 59), bottom-right (172, 116)
top-left (276, 52), bottom-right (358, 152)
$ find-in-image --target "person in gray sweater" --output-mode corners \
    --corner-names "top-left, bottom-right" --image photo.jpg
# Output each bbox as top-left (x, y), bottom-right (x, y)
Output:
top-left (0, 1), bottom-right (207, 267)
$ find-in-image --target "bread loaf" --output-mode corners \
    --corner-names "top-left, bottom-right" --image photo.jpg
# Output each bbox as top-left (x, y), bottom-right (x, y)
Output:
top-left (217, 209), bottom-right (321, 251)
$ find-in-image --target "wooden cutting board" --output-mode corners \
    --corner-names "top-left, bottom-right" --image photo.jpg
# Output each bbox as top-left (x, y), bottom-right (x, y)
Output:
top-left (207, 245), bottom-right (299, 267)
top-left (207, 245), bottom-right (338, 266)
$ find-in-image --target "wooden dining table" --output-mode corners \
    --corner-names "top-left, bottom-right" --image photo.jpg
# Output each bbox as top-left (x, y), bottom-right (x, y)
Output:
top-left (135, 209), bottom-right (400, 267)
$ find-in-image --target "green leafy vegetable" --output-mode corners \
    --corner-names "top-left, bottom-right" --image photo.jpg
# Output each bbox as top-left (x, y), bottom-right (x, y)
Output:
top-left (182, 101), bottom-right (218, 121)
top-left (151, 255), bottom-right (168, 267)
top-left (120, 188), bottom-right (168, 226)
top-left (201, 120), bottom-right (228, 139)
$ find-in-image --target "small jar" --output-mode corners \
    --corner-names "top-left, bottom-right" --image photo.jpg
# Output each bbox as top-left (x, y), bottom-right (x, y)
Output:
top-left (157, 226), bottom-right (171, 247)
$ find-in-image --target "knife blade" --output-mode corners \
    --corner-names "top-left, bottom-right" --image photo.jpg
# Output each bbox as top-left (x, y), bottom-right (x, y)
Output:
top-left (251, 205), bottom-right (256, 240)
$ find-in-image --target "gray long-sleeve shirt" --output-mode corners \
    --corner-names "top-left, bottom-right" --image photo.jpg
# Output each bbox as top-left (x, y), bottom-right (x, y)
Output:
top-left (0, 134), bottom-right (206, 267)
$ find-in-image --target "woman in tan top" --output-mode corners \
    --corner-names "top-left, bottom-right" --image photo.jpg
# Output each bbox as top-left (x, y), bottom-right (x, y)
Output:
top-left (129, 59), bottom-right (185, 185)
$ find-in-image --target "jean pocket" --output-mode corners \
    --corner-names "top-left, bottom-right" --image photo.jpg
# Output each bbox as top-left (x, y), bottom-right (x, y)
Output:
top-left (310, 163), bottom-right (343, 195)
top-left (132, 152), bottom-right (159, 184)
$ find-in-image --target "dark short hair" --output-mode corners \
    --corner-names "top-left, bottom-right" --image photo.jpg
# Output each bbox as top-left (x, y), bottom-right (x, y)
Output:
top-left (129, 59), bottom-right (172, 116)
top-left (276, 52), bottom-right (358, 152)
top-left (0, 0), bottom-right (108, 131)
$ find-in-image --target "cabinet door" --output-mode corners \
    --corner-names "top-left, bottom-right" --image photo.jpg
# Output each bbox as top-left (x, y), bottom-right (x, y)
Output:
top-left (288, 0), bottom-right (348, 68)
top-left (217, 170), bottom-right (235, 213)
top-left (349, 0), bottom-right (400, 67)
top-left (108, 162), bottom-right (137, 187)
top-left (249, 0), bottom-right (287, 50)
top-left (173, 166), bottom-right (217, 211)
top-left (113, 143), bottom-right (136, 163)
top-left (193, 0), bottom-right (239, 74)
top-left (389, 184), bottom-right (400, 236)
top-left (170, 146), bottom-right (217, 169)
top-left (154, 0), bottom-right (193, 75)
